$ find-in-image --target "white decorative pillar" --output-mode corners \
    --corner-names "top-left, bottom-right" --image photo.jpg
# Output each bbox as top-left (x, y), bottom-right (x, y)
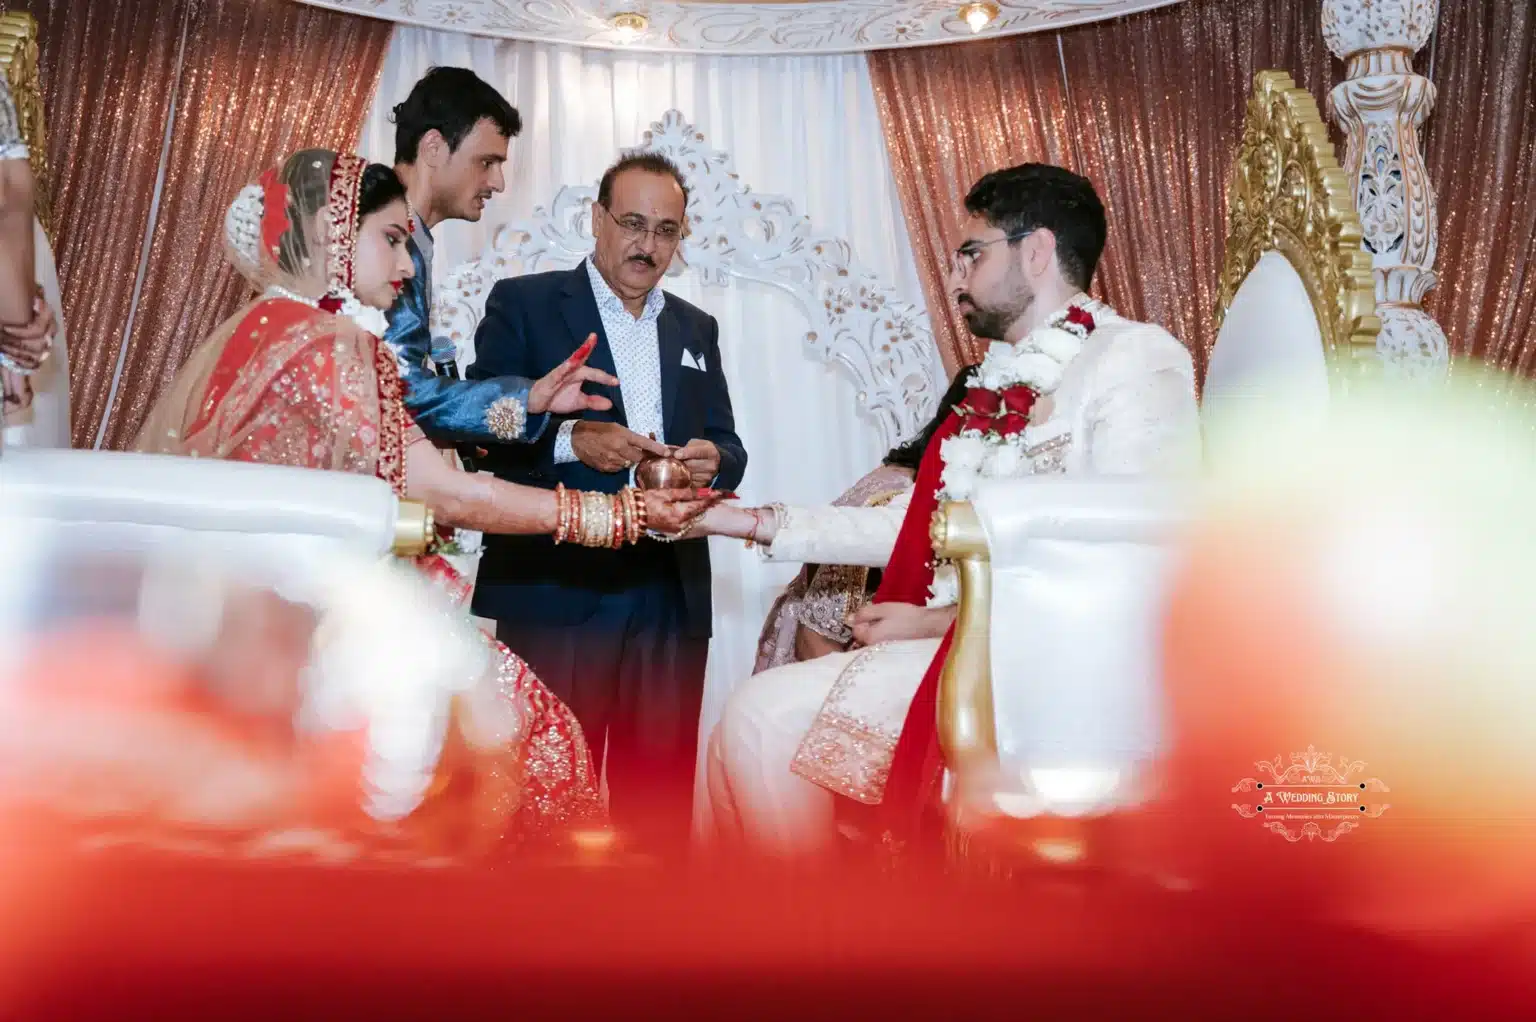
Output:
top-left (1323, 0), bottom-right (1447, 379)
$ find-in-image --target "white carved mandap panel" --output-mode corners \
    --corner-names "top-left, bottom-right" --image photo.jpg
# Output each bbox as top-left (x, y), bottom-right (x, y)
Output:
top-left (433, 109), bottom-right (943, 451)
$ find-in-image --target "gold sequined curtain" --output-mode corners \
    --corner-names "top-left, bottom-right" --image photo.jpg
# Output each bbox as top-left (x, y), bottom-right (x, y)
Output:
top-left (6, 0), bottom-right (187, 447)
top-left (869, 0), bottom-right (1338, 375)
top-left (872, 0), bottom-right (1536, 380)
top-left (1053, 0), bottom-right (1337, 379)
top-left (867, 32), bottom-right (1073, 375)
top-left (94, 0), bottom-right (391, 449)
top-left (1424, 0), bottom-right (1536, 374)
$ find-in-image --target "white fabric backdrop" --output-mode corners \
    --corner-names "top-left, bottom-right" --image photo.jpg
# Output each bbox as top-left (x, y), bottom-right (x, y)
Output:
top-left (357, 29), bottom-right (936, 834)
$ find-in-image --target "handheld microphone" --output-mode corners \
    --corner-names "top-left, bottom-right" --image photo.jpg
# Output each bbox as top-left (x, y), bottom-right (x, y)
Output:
top-left (430, 334), bottom-right (460, 380)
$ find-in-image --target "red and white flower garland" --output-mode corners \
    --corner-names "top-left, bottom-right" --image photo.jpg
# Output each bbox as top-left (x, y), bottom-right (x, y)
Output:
top-left (927, 300), bottom-right (1099, 607)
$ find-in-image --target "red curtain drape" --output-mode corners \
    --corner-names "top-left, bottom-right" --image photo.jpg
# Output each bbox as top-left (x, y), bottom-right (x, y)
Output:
top-left (870, 0), bottom-right (1536, 383)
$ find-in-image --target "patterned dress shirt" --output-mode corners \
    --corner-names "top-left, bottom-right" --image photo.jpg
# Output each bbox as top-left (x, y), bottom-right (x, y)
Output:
top-left (553, 260), bottom-right (667, 470)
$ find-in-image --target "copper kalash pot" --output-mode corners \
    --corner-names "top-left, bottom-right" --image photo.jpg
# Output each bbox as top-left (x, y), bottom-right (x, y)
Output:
top-left (634, 436), bottom-right (691, 490)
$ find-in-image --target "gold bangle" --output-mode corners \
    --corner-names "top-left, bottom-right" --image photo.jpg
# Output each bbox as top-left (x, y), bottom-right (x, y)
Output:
top-left (620, 488), bottom-right (636, 546)
top-left (583, 491), bottom-right (611, 548)
top-left (598, 492), bottom-right (614, 548)
top-left (625, 487), bottom-right (647, 542)
top-left (578, 491), bottom-right (594, 547)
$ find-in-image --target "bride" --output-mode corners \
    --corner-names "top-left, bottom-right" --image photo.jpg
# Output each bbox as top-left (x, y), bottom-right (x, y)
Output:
top-left (118, 149), bottom-right (722, 859)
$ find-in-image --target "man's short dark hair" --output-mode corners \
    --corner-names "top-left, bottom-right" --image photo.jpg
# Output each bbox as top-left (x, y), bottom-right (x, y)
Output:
top-left (964, 164), bottom-right (1107, 291)
top-left (392, 67), bottom-right (521, 165)
top-left (597, 152), bottom-right (690, 211)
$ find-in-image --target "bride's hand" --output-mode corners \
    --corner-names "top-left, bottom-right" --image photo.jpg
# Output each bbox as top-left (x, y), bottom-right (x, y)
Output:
top-left (643, 488), bottom-right (732, 535)
top-left (528, 334), bottom-right (620, 415)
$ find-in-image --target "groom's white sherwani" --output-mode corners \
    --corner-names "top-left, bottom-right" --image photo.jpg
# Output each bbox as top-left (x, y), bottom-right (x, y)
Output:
top-left (707, 298), bottom-right (1202, 855)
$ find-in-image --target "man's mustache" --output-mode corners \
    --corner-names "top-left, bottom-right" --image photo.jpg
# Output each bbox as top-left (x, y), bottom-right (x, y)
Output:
top-left (628, 254), bottom-right (657, 268)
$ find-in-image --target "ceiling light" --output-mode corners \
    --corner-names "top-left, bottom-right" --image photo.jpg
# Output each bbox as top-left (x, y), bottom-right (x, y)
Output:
top-left (959, 1), bottom-right (999, 33)
top-left (611, 11), bottom-right (648, 43)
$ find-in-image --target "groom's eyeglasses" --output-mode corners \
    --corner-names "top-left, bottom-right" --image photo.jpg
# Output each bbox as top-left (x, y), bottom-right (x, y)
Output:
top-left (600, 204), bottom-right (685, 247)
top-left (950, 230), bottom-right (1034, 277)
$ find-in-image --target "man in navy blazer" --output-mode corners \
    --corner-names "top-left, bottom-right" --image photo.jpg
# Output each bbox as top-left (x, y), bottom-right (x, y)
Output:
top-left (469, 152), bottom-right (747, 855)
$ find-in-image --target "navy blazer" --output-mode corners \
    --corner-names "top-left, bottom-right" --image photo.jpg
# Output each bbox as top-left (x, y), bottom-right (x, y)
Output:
top-left (466, 261), bottom-right (747, 638)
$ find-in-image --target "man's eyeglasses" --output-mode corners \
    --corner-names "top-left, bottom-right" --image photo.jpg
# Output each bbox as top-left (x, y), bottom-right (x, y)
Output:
top-left (600, 204), bottom-right (685, 246)
top-left (949, 230), bottom-right (1032, 277)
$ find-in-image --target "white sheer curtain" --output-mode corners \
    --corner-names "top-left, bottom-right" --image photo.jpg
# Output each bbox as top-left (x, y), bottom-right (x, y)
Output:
top-left (358, 29), bottom-right (934, 833)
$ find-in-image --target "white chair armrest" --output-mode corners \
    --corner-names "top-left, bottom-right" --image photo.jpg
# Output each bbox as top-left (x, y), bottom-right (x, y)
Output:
top-left (973, 477), bottom-right (1190, 552)
top-left (2, 449), bottom-right (419, 591)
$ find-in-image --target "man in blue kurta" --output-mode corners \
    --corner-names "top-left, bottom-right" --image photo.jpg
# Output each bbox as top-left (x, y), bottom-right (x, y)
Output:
top-left (384, 68), bottom-right (612, 450)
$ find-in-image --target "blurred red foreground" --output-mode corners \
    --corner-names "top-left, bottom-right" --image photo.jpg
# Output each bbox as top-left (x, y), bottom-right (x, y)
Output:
top-left (0, 842), bottom-right (1529, 1021)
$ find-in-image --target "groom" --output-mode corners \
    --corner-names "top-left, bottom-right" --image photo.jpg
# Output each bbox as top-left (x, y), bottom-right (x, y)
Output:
top-left (705, 164), bottom-right (1202, 859)
top-left (384, 67), bottom-right (611, 448)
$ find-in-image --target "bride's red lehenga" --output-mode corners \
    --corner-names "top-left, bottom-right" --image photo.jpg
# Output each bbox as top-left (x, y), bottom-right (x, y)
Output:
top-left (55, 148), bottom-right (609, 861)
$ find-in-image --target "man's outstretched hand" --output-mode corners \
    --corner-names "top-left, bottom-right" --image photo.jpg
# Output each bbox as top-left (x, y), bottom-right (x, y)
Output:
top-left (527, 334), bottom-right (619, 415)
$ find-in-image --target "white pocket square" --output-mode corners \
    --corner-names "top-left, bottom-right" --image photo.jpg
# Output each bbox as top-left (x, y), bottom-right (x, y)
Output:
top-left (682, 349), bottom-right (706, 372)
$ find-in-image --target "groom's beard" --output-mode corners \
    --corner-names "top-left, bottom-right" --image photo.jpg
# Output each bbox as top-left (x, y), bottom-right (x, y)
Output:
top-left (958, 285), bottom-right (1033, 341)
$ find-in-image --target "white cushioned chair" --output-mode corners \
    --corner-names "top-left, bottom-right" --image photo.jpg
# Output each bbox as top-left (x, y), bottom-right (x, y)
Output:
top-left (929, 71), bottom-right (1380, 868)
top-left (2, 448), bottom-right (433, 589)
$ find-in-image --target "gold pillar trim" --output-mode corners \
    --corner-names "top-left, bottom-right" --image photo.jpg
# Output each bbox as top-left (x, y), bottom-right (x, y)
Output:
top-left (0, 11), bottom-right (51, 239)
top-left (392, 499), bottom-right (435, 558)
top-left (930, 501), bottom-right (995, 775)
top-left (1215, 70), bottom-right (1380, 384)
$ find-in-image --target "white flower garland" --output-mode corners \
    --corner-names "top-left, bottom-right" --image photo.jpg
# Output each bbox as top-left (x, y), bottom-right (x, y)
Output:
top-left (264, 284), bottom-right (389, 340)
top-left (225, 183), bottom-right (265, 276)
top-left (331, 290), bottom-right (391, 340)
top-left (926, 302), bottom-right (1096, 608)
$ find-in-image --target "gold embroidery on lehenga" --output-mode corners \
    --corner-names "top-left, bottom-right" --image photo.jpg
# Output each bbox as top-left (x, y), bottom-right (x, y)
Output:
top-left (795, 563), bottom-right (869, 644)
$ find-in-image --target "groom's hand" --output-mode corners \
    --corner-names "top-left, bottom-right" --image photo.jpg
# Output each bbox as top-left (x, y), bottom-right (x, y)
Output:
top-left (571, 420), bottom-right (669, 473)
top-left (851, 602), bottom-right (955, 647)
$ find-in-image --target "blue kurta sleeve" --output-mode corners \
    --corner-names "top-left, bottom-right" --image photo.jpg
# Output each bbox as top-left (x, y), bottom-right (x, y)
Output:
top-left (383, 243), bottom-right (548, 445)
